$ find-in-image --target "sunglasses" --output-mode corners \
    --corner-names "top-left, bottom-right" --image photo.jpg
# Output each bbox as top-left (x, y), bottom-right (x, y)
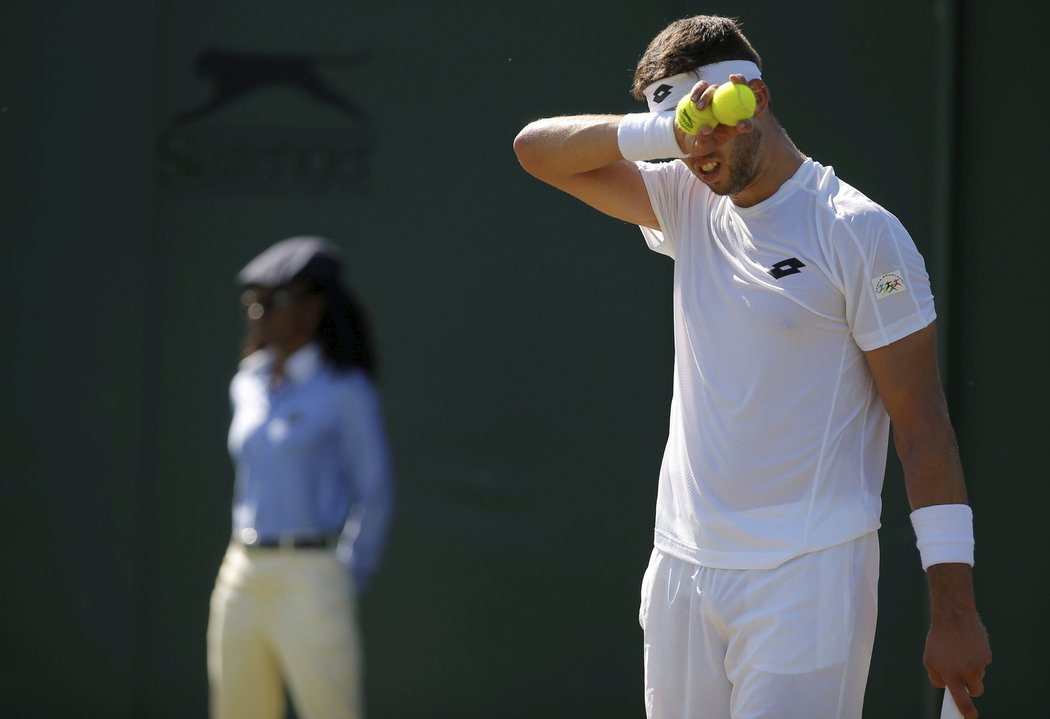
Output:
top-left (240, 288), bottom-right (309, 319)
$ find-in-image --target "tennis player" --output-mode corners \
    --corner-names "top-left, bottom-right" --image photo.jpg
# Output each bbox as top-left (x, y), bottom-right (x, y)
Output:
top-left (514, 15), bottom-right (990, 719)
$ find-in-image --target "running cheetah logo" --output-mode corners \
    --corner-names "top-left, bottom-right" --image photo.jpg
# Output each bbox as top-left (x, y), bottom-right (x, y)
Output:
top-left (173, 48), bottom-right (371, 127)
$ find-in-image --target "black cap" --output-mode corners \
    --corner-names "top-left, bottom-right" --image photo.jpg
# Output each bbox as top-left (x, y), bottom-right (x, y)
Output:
top-left (236, 236), bottom-right (344, 290)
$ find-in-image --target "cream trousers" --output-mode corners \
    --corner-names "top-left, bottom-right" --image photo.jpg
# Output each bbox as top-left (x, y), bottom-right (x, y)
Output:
top-left (207, 543), bottom-right (363, 719)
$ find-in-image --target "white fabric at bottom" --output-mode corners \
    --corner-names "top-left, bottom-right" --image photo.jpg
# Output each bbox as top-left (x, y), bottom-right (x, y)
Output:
top-left (208, 543), bottom-right (363, 719)
top-left (639, 533), bottom-right (879, 719)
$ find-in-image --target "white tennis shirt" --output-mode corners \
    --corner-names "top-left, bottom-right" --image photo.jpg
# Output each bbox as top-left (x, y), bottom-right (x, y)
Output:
top-left (637, 158), bottom-right (936, 569)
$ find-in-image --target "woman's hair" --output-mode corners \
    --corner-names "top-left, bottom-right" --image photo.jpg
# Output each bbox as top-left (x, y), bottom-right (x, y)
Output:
top-left (239, 280), bottom-right (379, 380)
top-left (632, 15), bottom-right (763, 100)
top-left (311, 281), bottom-right (378, 379)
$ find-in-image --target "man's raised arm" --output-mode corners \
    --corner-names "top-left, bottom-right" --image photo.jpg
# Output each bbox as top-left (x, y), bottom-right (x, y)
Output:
top-left (513, 114), bottom-right (659, 228)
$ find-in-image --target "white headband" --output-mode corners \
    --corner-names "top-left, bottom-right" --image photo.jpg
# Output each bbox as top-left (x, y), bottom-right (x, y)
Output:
top-left (643, 60), bottom-right (762, 113)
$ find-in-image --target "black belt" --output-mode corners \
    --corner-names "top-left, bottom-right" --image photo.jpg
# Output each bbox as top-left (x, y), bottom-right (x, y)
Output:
top-left (235, 529), bottom-right (337, 550)
top-left (255, 537), bottom-right (334, 549)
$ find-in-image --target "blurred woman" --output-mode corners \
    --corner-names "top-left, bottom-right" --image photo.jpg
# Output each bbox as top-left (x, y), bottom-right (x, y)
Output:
top-left (208, 236), bottom-right (393, 719)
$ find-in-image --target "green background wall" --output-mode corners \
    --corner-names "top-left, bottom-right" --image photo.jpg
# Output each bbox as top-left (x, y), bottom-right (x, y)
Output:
top-left (1, 1), bottom-right (1046, 717)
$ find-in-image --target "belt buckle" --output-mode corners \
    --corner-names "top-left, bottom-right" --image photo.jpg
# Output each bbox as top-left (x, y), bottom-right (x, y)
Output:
top-left (236, 528), bottom-right (259, 546)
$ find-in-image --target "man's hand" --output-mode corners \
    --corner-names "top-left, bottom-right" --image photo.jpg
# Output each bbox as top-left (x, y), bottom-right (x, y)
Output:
top-left (673, 73), bottom-right (756, 156)
top-left (924, 564), bottom-right (993, 718)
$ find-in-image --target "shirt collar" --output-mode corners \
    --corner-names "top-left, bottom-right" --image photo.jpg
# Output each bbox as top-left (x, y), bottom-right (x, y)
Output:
top-left (240, 342), bottom-right (324, 384)
top-left (284, 343), bottom-right (323, 384)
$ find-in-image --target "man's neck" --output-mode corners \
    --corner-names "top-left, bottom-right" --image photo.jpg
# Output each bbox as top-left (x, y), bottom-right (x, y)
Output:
top-left (731, 125), bottom-right (805, 209)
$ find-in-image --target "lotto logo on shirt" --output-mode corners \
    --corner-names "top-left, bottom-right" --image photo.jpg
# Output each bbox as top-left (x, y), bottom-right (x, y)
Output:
top-left (871, 270), bottom-right (907, 299)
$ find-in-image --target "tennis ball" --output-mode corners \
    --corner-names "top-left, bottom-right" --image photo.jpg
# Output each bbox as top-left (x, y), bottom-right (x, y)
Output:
top-left (711, 82), bottom-right (756, 126)
top-left (675, 94), bottom-right (717, 135)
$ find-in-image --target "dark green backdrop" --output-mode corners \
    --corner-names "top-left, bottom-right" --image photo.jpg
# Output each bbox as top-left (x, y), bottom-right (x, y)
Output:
top-left (1, 1), bottom-right (1046, 717)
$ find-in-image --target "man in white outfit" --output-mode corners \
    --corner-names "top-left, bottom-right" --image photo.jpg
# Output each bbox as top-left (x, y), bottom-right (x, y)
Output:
top-left (514, 14), bottom-right (991, 719)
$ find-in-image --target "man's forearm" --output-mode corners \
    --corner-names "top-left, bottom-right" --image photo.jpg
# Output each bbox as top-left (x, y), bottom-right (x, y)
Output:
top-left (513, 114), bottom-right (625, 182)
top-left (896, 408), bottom-right (969, 510)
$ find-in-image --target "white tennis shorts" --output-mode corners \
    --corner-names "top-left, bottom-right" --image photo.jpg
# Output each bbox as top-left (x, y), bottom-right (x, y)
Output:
top-left (639, 533), bottom-right (879, 719)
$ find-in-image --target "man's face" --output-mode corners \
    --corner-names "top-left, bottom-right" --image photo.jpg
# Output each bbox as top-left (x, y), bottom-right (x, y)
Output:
top-left (682, 122), bottom-right (763, 197)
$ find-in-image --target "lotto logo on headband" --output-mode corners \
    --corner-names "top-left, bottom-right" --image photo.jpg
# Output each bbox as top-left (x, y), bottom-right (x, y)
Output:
top-left (652, 84), bottom-right (674, 104)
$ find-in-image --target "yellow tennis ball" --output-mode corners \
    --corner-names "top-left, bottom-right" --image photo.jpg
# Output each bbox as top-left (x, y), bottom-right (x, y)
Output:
top-left (711, 82), bottom-right (756, 126)
top-left (675, 94), bottom-right (718, 135)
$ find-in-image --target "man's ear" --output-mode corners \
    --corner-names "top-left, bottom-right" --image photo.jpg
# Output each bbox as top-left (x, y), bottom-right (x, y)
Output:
top-left (749, 79), bottom-right (770, 117)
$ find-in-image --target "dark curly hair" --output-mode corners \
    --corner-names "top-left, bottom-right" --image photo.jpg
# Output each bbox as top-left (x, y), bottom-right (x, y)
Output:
top-left (311, 280), bottom-right (378, 380)
top-left (632, 16), bottom-right (763, 101)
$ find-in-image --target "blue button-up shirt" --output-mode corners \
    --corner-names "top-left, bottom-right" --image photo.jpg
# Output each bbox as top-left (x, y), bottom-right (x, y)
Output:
top-left (228, 343), bottom-right (393, 589)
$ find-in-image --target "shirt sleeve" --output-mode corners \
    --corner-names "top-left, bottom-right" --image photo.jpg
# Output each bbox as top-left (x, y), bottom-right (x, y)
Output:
top-left (830, 206), bottom-right (937, 351)
top-left (333, 372), bottom-right (394, 590)
top-left (636, 160), bottom-right (694, 260)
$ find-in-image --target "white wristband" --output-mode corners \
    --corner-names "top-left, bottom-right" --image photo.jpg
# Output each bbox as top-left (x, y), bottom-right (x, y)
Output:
top-left (910, 504), bottom-right (975, 571)
top-left (617, 112), bottom-right (687, 161)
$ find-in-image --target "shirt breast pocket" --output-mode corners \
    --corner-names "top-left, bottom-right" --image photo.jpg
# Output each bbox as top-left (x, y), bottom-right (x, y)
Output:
top-left (266, 407), bottom-right (324, 453)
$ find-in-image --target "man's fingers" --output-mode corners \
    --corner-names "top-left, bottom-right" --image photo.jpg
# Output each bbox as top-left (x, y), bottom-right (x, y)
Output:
top-left (946, 684), bottom-right (977, 719)
top-left (694, 83), bottom-right (718, 109)
top-left (688, 80), bottom-right (711, 105)
top-left (966, 672), bottom-right (985, 697)
top-left (731, 117), bottom-right (755, 132)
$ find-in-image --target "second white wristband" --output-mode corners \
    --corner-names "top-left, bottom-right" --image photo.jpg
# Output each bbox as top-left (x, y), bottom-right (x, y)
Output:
top-left (910, 503), bottom-right (975, 571)
top-left (617, 112), bottom-right (688, 161)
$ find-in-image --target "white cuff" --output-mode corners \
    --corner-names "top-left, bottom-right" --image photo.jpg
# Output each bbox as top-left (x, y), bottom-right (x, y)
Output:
top-left (910, 504), bottom-right (975, 571)
top-left (617, 113), bottom-right (687, 161)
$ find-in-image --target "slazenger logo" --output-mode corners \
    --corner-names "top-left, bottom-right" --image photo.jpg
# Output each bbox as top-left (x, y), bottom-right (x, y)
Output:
top-left (872, 270), bottom-right (907, 299)
top-left (157, 48), bottom-right (374, 196)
